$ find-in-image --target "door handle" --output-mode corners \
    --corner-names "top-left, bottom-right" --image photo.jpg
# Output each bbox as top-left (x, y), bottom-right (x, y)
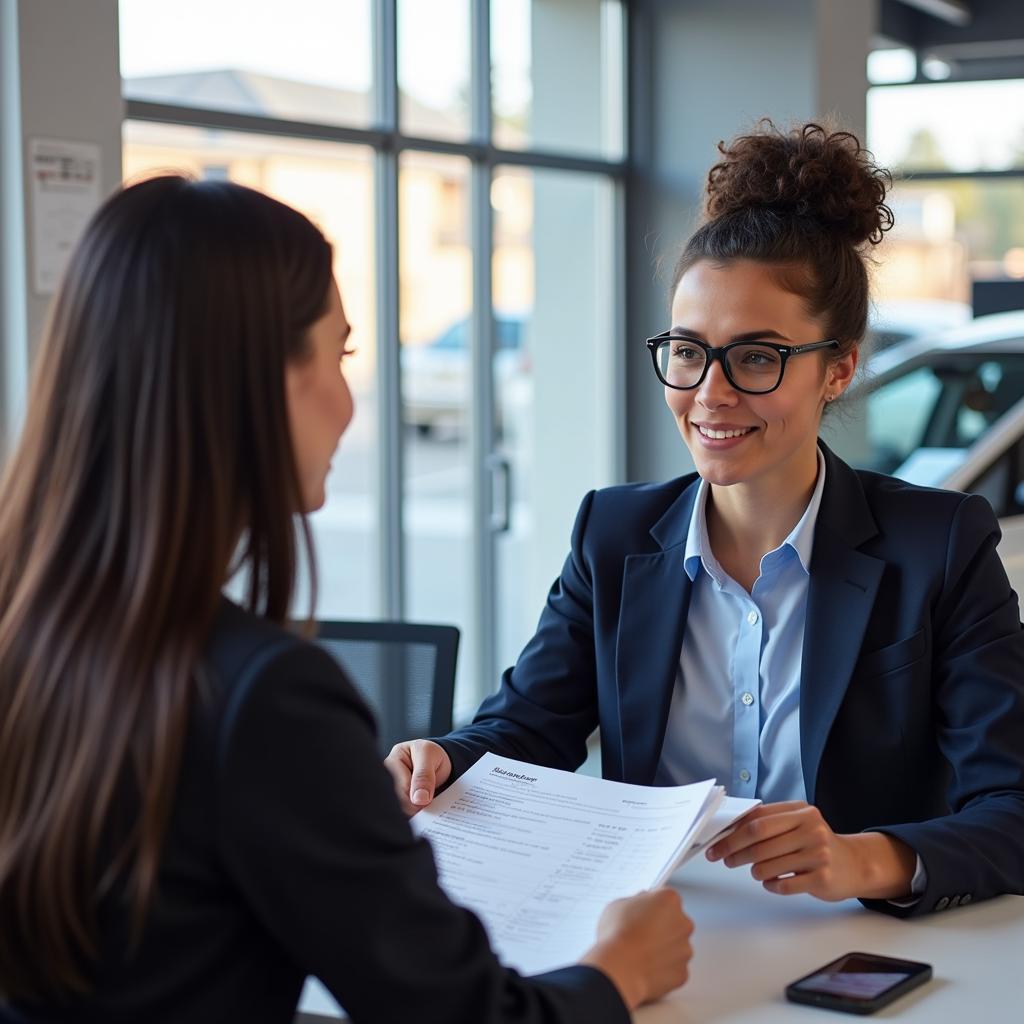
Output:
top-left (486, 453), bottom-right (512, 533)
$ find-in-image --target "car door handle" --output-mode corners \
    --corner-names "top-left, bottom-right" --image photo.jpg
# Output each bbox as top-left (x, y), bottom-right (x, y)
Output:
top-left (486, 453), bottom-right (512, 533)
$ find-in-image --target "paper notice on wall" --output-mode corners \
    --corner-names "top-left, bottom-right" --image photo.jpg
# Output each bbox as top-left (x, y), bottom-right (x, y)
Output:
top-left (29, 138), bottom-right (102, 295)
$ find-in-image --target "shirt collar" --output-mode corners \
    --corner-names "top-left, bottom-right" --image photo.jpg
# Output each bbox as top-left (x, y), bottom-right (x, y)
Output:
top-left (683, 447), bottom-right (827, 583)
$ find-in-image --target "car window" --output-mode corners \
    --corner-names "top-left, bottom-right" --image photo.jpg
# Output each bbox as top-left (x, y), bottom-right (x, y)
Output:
top-left (860, 367), bottom-right (943, 473)
top-left (838, 355), bottom-right (1024, 476)
top-left (952, 360), bottom-right (1024, 448)
top-left (431, 321), bottom-right (468, 350)
top-left (427, 317), bottom-right (524, 351)
top-left (496, 318), bottom-right (522, 351)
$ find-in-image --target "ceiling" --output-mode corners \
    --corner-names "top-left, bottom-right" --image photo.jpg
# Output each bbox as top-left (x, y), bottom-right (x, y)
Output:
top-left (879, 0), bottom-right (1024, 82)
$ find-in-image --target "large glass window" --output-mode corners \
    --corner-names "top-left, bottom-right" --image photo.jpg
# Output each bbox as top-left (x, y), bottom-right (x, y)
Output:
top-left (868, 76), bottom-right (1024, 308)
top-left (871, 178), bottom-right (1024, 305)
top-left (868, 79), bottom-right (1024, 174)
top-left (491, 0), bottom-right (625, 158)
top-left (121, 0), bottom-right (627, 718)
top-left (492, 166), bottom-right (618, 674)
top-left (120, 0), bottom-right (375, 127)
top-left (399, 152), bottom-right (474, 704)
top-left (398, 0), bottom-right (472, 140)
top-left (123, 121), bottom-right (378, 618)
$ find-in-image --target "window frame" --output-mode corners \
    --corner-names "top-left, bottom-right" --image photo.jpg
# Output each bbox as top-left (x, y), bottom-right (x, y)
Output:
top-left (121, 0), bottom-right (629, 701)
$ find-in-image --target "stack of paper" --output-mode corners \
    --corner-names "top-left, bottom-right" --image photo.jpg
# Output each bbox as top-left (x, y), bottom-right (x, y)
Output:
top-left (411, 753), bottom-right (758, 975)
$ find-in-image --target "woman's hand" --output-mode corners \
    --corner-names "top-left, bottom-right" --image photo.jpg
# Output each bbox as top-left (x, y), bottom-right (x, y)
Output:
top-left (581, 889), bottom-right (694, 1010)
top-left (706, 801), bottom-right (917, 902)
top-left (383, 739), bottom-right (452, 816)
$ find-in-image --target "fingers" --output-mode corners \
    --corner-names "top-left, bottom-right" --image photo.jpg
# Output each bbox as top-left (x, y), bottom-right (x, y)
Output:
top-left (748, 847), bottom-right (830, 883)
top-left (383, 743), bottom-right (419, 816)
top-left (707, 803), bottom-right (811, 861)
top-left (719, 815), bottom-right (832, 869)
top-left (383, 740), bottom-right (452, 814)
top-left (408, 740), bottom-right (447, 805)
top-left (704, 802), bottom-right (858, 900)
top-left (585, 888), bottom-right (694, 1009)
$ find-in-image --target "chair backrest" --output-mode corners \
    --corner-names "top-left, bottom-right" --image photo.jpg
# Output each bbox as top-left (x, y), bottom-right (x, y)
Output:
top-left (313, 620), bottom-right (459, 754)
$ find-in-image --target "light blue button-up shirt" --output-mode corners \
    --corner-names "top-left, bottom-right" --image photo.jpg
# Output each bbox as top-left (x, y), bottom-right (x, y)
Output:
top-left (655, 450), bottom-right (826, 802)
top-left (654, 449), bottom-right (925, 900)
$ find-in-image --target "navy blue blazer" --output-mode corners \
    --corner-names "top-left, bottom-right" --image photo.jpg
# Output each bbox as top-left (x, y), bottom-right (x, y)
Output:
top-left (440, 443), bottom-right (1024, 917)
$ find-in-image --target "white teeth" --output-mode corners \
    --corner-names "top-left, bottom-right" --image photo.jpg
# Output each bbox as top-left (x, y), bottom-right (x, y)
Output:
top-left (698, 425), bottom-right (753, 440)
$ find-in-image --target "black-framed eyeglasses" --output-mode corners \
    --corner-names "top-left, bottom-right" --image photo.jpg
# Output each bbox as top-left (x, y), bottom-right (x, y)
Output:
top-left (645, 332), bottom-right (840, 395)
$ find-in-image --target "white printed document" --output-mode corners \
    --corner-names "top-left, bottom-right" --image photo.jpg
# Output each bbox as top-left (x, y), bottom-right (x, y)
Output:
top-left (411, 754), bottom-right (758, 975)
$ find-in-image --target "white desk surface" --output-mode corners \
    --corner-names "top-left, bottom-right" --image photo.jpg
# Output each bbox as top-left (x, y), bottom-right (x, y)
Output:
top-left (637, 855), bottom-right (1021, 1022)
top-left (299, 856), bottom-right (1023, 1021)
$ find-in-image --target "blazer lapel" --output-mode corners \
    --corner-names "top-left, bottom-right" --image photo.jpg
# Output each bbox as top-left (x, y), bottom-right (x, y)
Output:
top-left (616, 478), bottom-right (699, 785)
top-left (800, 446), bottom-right (885, 803)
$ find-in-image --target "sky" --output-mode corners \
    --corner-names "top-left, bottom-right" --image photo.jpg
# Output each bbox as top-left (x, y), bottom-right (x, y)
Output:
top-left (119, 0), bottom-right (531, 115)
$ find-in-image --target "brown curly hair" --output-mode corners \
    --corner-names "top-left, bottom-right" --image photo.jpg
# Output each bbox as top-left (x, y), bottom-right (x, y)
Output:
top-left (672, 120), bottom-right (894, 358)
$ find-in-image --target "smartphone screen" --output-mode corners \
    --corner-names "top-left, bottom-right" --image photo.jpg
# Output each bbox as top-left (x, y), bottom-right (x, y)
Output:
top-left (787, 952), bottom-right (931, 1013)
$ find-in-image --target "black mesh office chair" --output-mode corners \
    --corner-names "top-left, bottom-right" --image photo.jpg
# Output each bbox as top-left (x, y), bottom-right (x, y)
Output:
top-left (313, 620), bottom-right (459, 754)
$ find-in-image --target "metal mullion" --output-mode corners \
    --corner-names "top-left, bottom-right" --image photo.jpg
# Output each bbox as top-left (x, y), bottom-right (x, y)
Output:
top-left (374, 0), bottom-right (403, 620)
top-left (124, 101), bottom-right (630, 180)
top-left (123, 100), bottom-right (390, 148)
top-left (471, 0), bottom-right (492, 143)
top-left (469, 0), bottom-right (496, 702)
top-left (374, 0), bottom-right (398, 131)
top-left (610, 175), bottom-right (628, 484)
top-left (480, 144), bottom-right (626, 177)
top-left (374, 150), bottom-right (403, 620)
top-left (894, 169), bottom-right (1024, 182)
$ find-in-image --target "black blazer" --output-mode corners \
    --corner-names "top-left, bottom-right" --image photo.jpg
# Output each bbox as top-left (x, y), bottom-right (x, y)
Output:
top-left (3, 601), bottom-right (627, 1024)
top-left (440, 443), bottom-right (1024, 917)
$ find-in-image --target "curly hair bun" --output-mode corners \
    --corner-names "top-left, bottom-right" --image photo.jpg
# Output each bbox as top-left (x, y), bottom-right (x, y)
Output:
top-left (705, 120), bottom-right (893, 247)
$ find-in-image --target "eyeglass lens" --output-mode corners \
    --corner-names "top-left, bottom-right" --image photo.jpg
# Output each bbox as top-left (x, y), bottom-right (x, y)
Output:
top-left (656, 339), bottom-right (783, 393)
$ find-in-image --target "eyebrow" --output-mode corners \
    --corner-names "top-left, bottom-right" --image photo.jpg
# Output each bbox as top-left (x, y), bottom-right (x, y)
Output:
top-left (669, 327), bottom-right (793, 343)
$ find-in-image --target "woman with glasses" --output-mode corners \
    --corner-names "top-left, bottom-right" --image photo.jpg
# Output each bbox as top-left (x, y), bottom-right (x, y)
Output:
top-left (388, 121), bottom-right (1024, 915)
top-left (0, 176), bottom-right (694, 1023)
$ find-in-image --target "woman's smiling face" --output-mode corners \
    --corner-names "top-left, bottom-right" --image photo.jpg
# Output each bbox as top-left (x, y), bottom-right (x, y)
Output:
top-left (665, 259), bottom-right (856, 493)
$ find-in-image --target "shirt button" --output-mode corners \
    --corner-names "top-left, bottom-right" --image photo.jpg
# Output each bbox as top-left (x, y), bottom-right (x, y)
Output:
top-left (746, 610), bottom-right (759, 626)
top-left (741, 691), bottom-right (755, 706)
top-left (739, 769), bottom-right (751, 782)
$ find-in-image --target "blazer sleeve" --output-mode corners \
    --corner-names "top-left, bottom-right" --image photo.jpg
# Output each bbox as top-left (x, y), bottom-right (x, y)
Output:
top-left (437, 490), bottom-right (602, 782)
top-left (216, 640), bottom-right (628, 1024)
top-left (863, 492), bottom-right (1024, 917)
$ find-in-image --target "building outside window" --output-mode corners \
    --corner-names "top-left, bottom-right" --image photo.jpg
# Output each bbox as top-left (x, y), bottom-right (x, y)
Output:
top-left (867, 65), bottom-right (1024, 311)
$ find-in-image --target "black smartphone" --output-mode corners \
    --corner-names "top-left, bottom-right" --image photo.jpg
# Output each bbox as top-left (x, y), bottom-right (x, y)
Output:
top-left (785, 951), bottom-right (932, 1015)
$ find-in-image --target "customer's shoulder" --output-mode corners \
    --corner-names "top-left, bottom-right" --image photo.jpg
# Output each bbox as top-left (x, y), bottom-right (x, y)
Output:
top-left (204, 598), bottom-right (311, 680)
top-left (199, 599), bottom-right (349, 720)
top-left (198, 598), bottom-right (368, 732)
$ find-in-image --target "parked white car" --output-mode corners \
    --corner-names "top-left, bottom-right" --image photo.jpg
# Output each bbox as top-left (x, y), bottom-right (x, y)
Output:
top-left (825, 310), bottom-right (1024, 608)
top-left (401, 315), bottom-right (529, 438)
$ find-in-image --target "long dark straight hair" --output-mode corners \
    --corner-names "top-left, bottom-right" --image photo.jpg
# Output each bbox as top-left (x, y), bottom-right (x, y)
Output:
top-left (0, 175), bottom-right (333, 999)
